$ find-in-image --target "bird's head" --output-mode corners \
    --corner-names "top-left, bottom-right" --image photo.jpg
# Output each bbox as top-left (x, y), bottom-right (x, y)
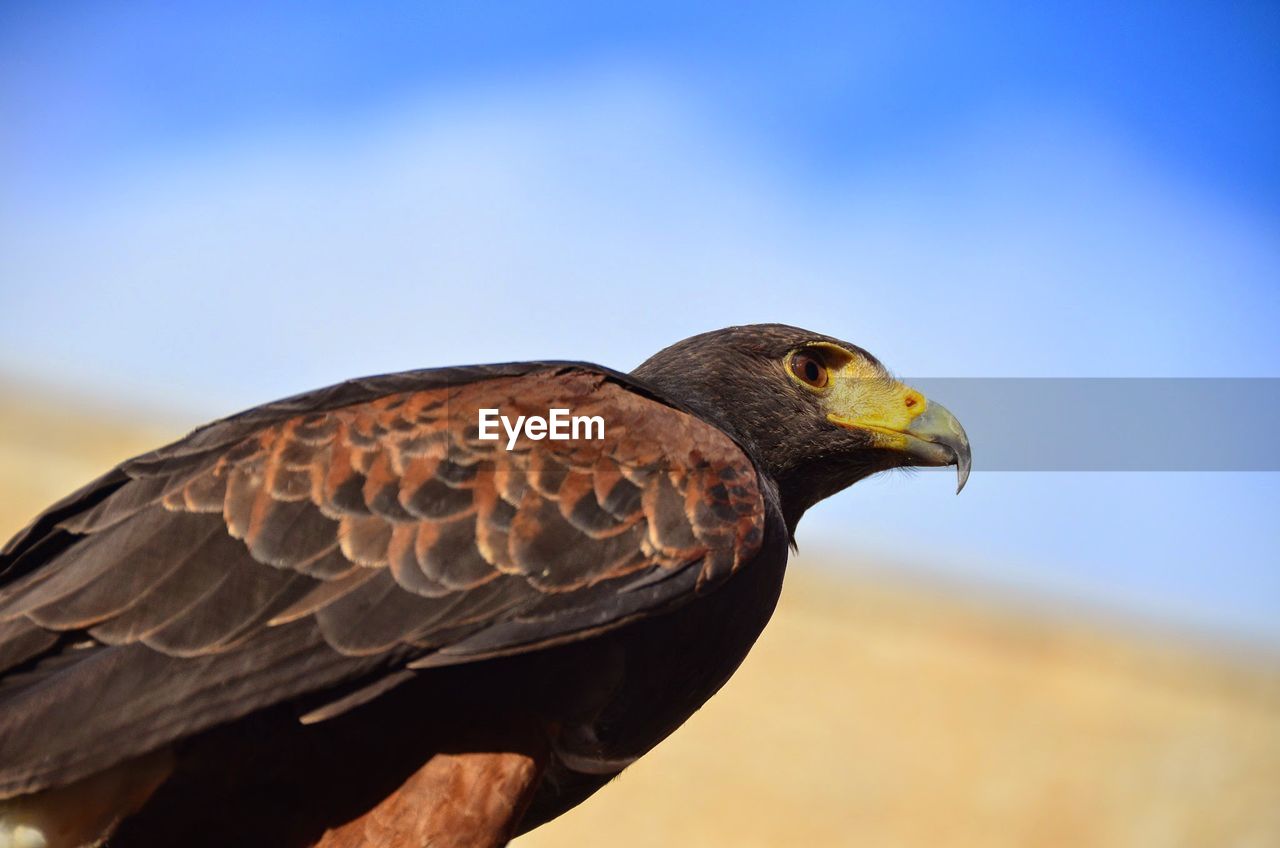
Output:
top-left (633, 324), bottom-right (971, 532)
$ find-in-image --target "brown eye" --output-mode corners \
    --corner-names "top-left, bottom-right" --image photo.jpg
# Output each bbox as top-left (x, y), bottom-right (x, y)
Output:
top-left (790, 352), bottom-right (829, 388)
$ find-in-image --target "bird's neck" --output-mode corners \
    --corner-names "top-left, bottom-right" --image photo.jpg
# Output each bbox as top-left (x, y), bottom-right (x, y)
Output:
top-left (771, 465), bottom-right (859, 537)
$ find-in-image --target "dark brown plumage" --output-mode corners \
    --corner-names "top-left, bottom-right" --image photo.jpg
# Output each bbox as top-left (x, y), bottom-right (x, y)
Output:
top-left (0, 324), bottom-right (969, 847)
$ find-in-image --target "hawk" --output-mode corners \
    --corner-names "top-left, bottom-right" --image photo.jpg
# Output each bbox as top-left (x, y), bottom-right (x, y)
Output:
top-left (0, 324), bottom-right (969, 847)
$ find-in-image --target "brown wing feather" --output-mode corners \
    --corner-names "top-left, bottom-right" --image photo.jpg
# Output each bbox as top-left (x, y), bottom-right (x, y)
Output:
top-left (0, 364), bottom-right (766, 798)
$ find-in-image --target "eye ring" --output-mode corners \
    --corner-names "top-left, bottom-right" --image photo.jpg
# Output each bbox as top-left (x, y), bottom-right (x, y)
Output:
top-left (789, 351), bottom-right (829, 389)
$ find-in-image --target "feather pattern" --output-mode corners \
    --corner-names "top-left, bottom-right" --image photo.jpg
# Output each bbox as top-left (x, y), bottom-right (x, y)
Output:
top-left (0, 363), bottom-right (764, 798)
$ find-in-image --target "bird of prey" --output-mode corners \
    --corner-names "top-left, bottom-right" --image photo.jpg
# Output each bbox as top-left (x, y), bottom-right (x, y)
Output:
top-left (0, 324), bottom-right (969, 847)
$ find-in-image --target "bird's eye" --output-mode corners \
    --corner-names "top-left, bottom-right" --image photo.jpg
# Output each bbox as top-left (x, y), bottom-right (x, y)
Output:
top-left (789, 352), bottom-right (829, 388)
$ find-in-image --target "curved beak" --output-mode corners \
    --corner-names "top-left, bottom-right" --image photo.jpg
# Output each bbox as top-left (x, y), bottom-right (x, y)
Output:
top-left (900, 399), bottom-right (972, 493)
top-left (824, 372), bottom-right (972, 493)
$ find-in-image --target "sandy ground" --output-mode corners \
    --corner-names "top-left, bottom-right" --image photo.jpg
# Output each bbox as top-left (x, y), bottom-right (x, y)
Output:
top-left (2, 388), bottom-right (1278, 847)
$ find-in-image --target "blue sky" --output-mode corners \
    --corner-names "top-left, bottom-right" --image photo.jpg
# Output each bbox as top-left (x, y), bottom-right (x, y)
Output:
top-left (1, 2), bottom-right (1277, 645)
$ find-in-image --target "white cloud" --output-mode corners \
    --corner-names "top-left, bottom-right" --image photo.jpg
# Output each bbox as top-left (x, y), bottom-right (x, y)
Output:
top-left (4, 71), bottom-right (1276, 411)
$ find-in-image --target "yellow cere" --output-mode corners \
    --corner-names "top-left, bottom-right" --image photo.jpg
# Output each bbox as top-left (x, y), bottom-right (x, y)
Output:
top-left (793, 345), bottom-right (928, 448)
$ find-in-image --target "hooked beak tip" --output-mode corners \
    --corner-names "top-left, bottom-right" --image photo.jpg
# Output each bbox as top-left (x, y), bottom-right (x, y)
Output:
top-left (903, 398), bottom-right (972, 494)
top-left (956, 449), bottom-right (971, 494)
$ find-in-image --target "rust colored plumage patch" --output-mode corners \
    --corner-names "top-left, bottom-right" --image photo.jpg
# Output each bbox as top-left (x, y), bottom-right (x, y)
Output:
top-left (0, 364), bottom-right (766, 808)
top-left (0, 366), bottom-right (762, 668)
top-left (172, 371), bottom-right (764, 620)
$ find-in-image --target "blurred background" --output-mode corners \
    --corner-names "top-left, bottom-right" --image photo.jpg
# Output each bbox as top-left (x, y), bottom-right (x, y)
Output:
top-left (1, 2), bottom-right (1277, 845)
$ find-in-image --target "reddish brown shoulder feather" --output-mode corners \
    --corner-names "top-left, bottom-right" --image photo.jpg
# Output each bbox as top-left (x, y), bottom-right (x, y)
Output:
top-left (0, 365), bottom-right (766, 798)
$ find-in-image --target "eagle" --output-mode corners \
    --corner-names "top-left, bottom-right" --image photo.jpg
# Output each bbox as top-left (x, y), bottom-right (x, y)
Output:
top-left (0, 324), bottom-right (969, 847)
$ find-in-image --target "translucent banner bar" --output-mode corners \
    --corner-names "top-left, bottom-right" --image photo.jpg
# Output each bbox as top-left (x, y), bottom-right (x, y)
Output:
top-left (908, 379), bottom-right (1280, 471)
